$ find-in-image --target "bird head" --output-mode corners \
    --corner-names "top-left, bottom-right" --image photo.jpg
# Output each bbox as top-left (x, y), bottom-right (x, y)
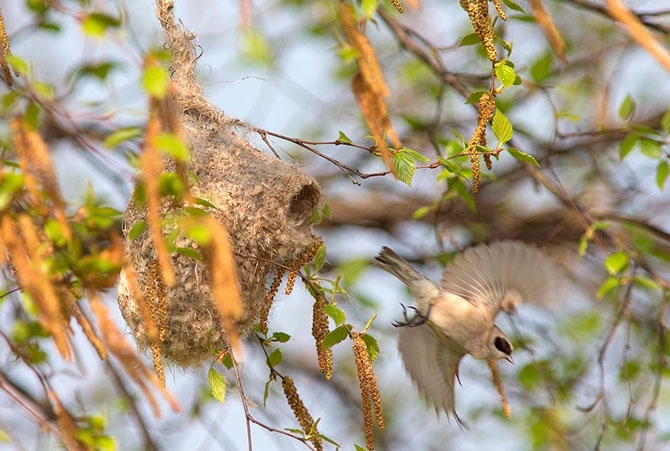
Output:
top-left (487, 326), bottom-right (514, 364)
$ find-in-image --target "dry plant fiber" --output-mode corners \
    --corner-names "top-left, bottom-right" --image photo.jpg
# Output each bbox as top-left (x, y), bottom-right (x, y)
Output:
top-left (117, 0), bottom-right (323, 367)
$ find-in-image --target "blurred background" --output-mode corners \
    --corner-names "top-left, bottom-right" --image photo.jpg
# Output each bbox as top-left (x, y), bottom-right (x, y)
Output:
top-left (1, 0), bottom-right (670, 449)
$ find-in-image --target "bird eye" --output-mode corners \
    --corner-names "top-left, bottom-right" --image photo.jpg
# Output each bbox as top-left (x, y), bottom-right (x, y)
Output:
top-left (494, 336), bottom-right (512, 355)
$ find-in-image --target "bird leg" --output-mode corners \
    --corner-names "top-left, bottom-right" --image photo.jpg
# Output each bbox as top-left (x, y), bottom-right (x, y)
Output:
top-left (393, 303), bottom-right (432, 327)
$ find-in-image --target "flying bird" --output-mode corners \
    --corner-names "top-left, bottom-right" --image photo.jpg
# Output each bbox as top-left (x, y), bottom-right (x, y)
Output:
top-left (374, 241), bottom-right (564, 426)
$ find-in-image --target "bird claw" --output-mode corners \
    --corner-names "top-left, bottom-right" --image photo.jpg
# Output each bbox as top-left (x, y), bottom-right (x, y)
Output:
top-left (393, 303), bottom-right (431, 328)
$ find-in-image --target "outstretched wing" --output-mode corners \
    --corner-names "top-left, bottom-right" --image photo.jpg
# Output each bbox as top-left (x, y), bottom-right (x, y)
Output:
top-left (439, 241), bottom-right (564, 316)
top-left (398, 325), bottom-right (467, 427)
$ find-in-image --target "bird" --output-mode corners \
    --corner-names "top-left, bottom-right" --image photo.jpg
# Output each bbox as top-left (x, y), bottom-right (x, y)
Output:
top-left (373, 240), bottom-right (564, 426)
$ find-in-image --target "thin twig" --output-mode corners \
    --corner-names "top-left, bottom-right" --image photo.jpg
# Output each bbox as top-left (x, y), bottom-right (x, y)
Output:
top-left (227, 346), bottom-right (316, 451)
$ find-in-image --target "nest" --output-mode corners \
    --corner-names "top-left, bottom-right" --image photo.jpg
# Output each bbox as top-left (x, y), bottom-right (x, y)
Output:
top-left (116, 3), bottom-right (323, 367)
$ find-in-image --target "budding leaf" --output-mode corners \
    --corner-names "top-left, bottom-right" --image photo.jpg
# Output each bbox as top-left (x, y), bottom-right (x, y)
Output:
top-left (208, 368), bottom-right (226, 404)
top-left (492, 109), bottom-right (513, 144)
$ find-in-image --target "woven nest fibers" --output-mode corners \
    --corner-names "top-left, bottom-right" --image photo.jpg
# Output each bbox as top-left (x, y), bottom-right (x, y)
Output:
top-left (117, 117), bottom-right (323, 367)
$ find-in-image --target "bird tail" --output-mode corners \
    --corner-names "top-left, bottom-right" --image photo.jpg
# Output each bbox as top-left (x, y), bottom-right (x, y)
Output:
top-left (439, 241), bottom-right (564, 311)
top-left (373, 247), bottom-right (441, 307)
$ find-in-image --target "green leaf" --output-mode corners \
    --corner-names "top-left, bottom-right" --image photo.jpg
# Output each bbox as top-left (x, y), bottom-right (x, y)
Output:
top-left (185, 222), bottom-right (212, 245)
top-left (361, 334), bottom-right (380, 362)
top-left (104, 127), bottom-right (142, 148)
top-left (267, 348), bottom-right (283, 367)
top-left (640, 138), bottom-right (662, 159)
top-left (0, 172), bottom-right (24, 210)
top-left (495, 63), bottom-right (517, 89)
top-left (25, 103), bottom-right (41, 130)
top-left (141, 65), bottom-right (170, 98)
top-left (322, 325), bottom-right (349, 348)
top-left (361, 0), bottom-right (378, 19)
top-left (401, 146), bottom-right (430, 163)
top-left (465, 90), bottom-right (488, 105)
top-left (507, 147), bottom-right (539, 166)
top-left (657, 160), bottom-right (669, 189)
top-left (324, 303), bottom-right (346, 326)
top-left (71, 61), bottom-right (121, 83)
top-left (33, 82), bottom-right (54, 100)
top-left (632, 124), bottom-right (660, 136)
top-left (618, 94), bottom-right (636, 121)
top-left (355, 445), bottom-right (368, 451)
top-left (661, 108), bottom-right (670, 134)
top-left (492, 109), bottom-right (513, 143)
top-left (620, 132), bottom-right (639, 160)
top-left (194, 197), bottom-right (216, 209)
top-left (597, 277), bottom-right (620, 299)
top-left (313, 244), bottom-right (327, 272)
top-left (635, 275), bottom-right (661, 291)
top-left (175, 247), bottom-right (201, 261)
top-left (6, 55), bottom-right (29, 77)
top-left (220, 353), bottom-right (233, 369)
top-left (604, 251), bottom-right (629, 275)
top-left (530, 52), bottom-right (553, 83)
top-left (81, 12), bottom-right (121, 38)
top-left (502, 0), bottom-right (525, 13)
top-left (158, 172), bottom-right (184, 197)
top-left (242, 29), bottom-right (275, 67)
top-left (156, 133), bottom-right (191, 162)
top-left (208, 368), bottom-right (227, 404)
top-left (519, 363), bottom-right (542, 389)
top-left (44, 218), bottom-right (66, 247)
top-left (412, 205), bottom-right (431, 220)
top-left (459, 33), bottom-right (481, 47)
top-left (392, 150), bottom-right (418, 187)
top-left (438, 156), bottom-right (464, 174)
top-left (337, 130), bottom-right (353, 145)
top-left (128, 221), bottom-right (147, 240)
top-left (271, 332), bottom-right (291, 343)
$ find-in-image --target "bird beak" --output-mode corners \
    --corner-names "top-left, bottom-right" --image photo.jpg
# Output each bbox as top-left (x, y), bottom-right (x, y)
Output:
top-left (505, 355), bottom-right (514, 365)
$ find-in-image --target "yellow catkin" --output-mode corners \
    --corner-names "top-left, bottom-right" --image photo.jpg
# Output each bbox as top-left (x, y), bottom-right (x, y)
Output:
top-left (312, 293), bottom-right (333, 379)
top-left (89, 292), bottom-right (181, 415)
top-left (285, 271), bottom-right (297, 295)
top-left (484, 153), bottom-right (493, 170)
top-left (353, 335), bottom-right (384, 450)
top-left (140, 102), bottom-right (175, 288)
top-left (492, 0), bottom-right (507, 21)
top-left (0, 9), bottom-right (13, 86)
top-left (281, 376), bottom-right (323, 451)
top-left (260, 268), bottom-right (284, 334)
top-left (390, 0), bottom-right (404, 13)
top-left (467, 93), bottom-right (496, 193)
top-left (487, 359), bottom-right (511, 418)
top-left (286, 239), bottom-right (322, 295)
top-left (72, 306), bottom-right (107, 360)
top-left (146, 260), bottom-right (167, 386)
top-left (459, 0), bottom-right (497, 62)
top-left (151, 342), bottom-right (165, 387)
top-left (8, 214), bottom-right (72, 360)
top-left (146, 261), bottom-right (168, 341)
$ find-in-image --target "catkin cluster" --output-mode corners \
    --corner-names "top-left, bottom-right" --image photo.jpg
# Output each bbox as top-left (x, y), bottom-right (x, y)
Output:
top-left (281, 376), bottom-right (323, 451)
top-left (353, 335), bottom-right (384, 450)
top-left (459, 0), bottom-right (507, 62)
top-left (312, 293), bottom-right (333, 379)
top-left (467, 92), bottom-right (496, 193)
top-left (259, 239), bottom-right (324, 334)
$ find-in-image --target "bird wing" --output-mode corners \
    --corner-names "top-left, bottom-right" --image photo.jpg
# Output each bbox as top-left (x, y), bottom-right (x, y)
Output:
top-left (439, 241), bottom-right (563, 316)
top-left (398, 325), bottom-right (467, 427)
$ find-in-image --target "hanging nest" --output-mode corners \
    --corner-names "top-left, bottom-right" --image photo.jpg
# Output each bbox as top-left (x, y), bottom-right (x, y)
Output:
top-left (116, 2), bottom-right (323, 367)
